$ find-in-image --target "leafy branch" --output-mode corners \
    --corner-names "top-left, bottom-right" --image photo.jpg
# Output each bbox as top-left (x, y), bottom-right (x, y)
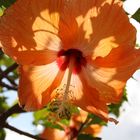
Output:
top-left (0, 63), bottom-right (18, 89)
top-left (0, 104), bottom-right (46, 140)
top-left (0, 104), bottom-right (25, 125)
top-left (0, 81), bottom-right (17, 91)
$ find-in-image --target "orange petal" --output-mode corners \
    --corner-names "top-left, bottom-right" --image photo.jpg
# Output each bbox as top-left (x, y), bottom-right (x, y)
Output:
top-left (54, 69), bottom-right (109, 121)
top-left (86, 0), bottom-right (136, 59)
top-left (4, 49), bottom-right (57, 65)
top-left (83, 48), bottom-right (140, 103)
top-left (18, 61), bottom-right (63, 111)
top-left (70, 109), bottom-right (88, 130)
top-left (71, 73), bottom-right (109, 122)
top-left (41, 128), bottom-right (67, 140)
top-left (0, 0), bottom-right (62, 65)
top-left (83, 124), bottom-right (102, 136)
top-left (59, 0), bottom-right (136, 60)
top-left (1, 0), bottom-right (135, 64)
top-left (72, 109), bottom-right (88, 124)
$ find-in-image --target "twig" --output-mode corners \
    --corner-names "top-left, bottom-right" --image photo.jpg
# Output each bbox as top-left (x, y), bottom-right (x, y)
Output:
top-left (0, 63), bottom-right (18, 86)
top-left (0, 104), bottom-right (25, 129)
top-left (0, 104), bottom-right (46, 140)
top-left (0, 81), bottom-right (17, 90)
top-left (77, 116), bottom-right (90, 134)
top-left (5, 123), bottom-right (46, 140)
top-left (4, 75), bottom-right (18, 86)
top-left (0, 104), bottom-right (25, 125)
top-left (69, 116), bottom-right (91, 140)
top-left (2, 63), bottom-right (18, 75)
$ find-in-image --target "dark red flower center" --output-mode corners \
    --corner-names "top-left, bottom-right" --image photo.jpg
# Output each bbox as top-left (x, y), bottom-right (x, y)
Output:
top-left (57, 49), bottom-right (87, 73)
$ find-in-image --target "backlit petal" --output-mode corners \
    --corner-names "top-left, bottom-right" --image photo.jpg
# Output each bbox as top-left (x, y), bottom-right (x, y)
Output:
top-left (83, 48), bottom-right (140, 103)
top-left (18, 61), bottom-right (64, 111)
top-left (0, 0), bottom-right (63, 65)
top-left (83, 124), bottom-right (102, 136)
top-left (0, 0), bottom-right (136, 63)
top-left (84, 0), bottom-right (136, 59)
top-left (71, 72), bottom-right (109, 121)
top-left (59, 0), bottom-right (136, 60)
top-left (52, 69), bottom-right (109, 121)
top-left (41, 128), bottom-right (67, 140)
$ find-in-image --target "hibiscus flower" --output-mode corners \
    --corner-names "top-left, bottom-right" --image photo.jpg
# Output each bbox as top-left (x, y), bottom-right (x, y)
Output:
top-left (0, 0), bottom-right (140, 123)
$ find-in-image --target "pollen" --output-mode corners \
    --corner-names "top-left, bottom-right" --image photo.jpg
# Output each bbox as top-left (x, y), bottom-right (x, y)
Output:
top-left (55, 84), bottom-right (75, 100)
top-left (49, 99), bottom-right (72, 120)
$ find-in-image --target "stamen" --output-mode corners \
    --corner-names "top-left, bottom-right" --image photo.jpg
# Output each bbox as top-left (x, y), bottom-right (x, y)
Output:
top-left (57, 101), bottom-right (71, 120)
top-left (55, 84), bottom-right (75, 100)
top-left (49, 57), bottom-right (75, 120)
top-left (56, 57), bottom-right (75, 119)
top-left (49, 99), bottom-right (72, 120)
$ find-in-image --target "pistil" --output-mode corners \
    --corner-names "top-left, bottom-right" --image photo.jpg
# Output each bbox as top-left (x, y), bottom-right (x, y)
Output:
top-left (50, 49), bottom-right (87, 119)
top-left (63, 56), bottom-right (75, 101)
top-left (56, 56), bottom-right (75, 119)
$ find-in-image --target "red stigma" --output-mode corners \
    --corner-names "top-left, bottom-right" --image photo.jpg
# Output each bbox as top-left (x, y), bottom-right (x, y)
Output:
top-left (57, 49), bottom-right (87, 73)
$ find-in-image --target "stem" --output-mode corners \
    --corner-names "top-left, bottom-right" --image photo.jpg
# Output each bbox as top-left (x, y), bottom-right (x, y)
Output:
top-left (5, 75), bottom-right (18, 86)
top-left (77, 116), bottom-right (90, 134)
top-left (5, 123), bottom-right (46, 140)
top-left (0, 63), bottom-right (18, 87)
top-left (0, 104), bottom-right (25, 124)
top-left (0, 81), bottom-right (17, 90)
top-left (2, 63), bottom-right (18, 75)
top-left (69, 116), bottom-right (90, 140)
top-left (0, 104), bottom-right (46, 140)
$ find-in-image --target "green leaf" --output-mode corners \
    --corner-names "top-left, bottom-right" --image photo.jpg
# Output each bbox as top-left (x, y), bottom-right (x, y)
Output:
top-left (132, 8), bottom-right (140, 23)
top-left (108, 88), bottom-right (128, 117)
top-left (136, 44), bottom-right (140, 48)
top-left (0, 129), bottom-right (6, 140)
top-left (87, 114), bottom-right (107, 126)
top-left (0, 96), bottom-right (9, 113)
top-left (60, 119), bottom-right (69, 126)
top-left (0, 0), bottom-right (16, 16)
top-left (33, 106), bottom-right (70, 130)
top-left (0, 54), bottom-right (15, 66)
top-left (44, 121), bottom-right (63, 130)
top-left (78, 134), bottom-right (101, 140)
top-left (0, 86), bottom-right (3, 92)
top-left (0, 50), bottom-right (3, 55)
top-left (0, 0), bottom-right (16, 8)
top-left (33, 108), bottom-right (49, 125)
top-left (0, 7), bottom-right (4, 16)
